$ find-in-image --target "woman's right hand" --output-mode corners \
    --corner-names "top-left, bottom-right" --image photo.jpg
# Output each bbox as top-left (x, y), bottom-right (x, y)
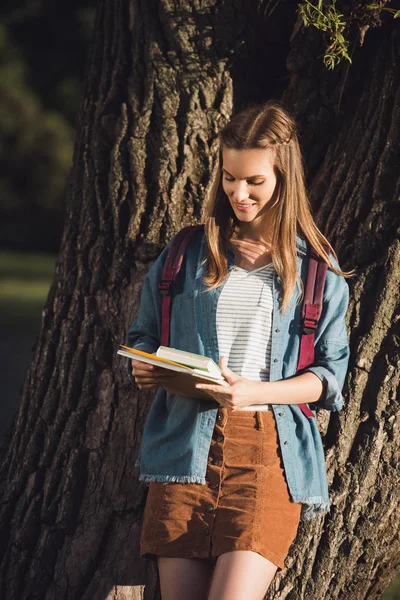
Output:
top-left (131, 359), bottom-right (178, 390)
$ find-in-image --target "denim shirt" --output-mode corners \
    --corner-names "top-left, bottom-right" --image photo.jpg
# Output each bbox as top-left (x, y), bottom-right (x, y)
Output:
top-left (127, 228), bottom-right (350, 521)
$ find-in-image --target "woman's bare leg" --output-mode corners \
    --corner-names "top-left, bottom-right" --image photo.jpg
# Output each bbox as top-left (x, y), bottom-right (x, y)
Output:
top-left (157, 556), bottom-right (216, 600)
top-left (207, 550), bottom-right (278, 600)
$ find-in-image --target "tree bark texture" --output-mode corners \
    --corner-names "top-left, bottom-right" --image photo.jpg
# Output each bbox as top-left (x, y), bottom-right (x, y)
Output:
top-left (0, 1), bottom-right (399, 599)
top-left (277, 21), bottom-right (400, 600)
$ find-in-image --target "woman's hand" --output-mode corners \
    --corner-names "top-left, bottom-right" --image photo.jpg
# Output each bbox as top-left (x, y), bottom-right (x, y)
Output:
top-left (131, 359), bottom-right (178, 391)
top-left (195, 356), bottom-right (263, 410)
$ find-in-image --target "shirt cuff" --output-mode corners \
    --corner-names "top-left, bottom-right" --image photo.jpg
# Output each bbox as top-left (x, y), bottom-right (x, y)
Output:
top-left (303, 365), bottom-right (344, 412)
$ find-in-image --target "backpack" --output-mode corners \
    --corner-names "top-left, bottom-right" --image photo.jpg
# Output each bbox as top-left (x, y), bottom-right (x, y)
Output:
top-left (158, 224), bottom-right (328, 419)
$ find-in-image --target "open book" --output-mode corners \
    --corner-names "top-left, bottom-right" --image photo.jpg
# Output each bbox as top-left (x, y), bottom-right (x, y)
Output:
top-left (119, 345), bottom-right (272, 410)
top-left (119, 345), bottom-right (228, 400)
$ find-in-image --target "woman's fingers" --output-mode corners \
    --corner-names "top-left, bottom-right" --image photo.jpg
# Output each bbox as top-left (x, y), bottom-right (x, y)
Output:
top-left (131, 359), bottom-right (154, 374)
top-left (136, 374), bottom-right (177, 384)
top-left (132, 370), bottom-right (178, 390)
top-left (135, 371), bottom-right (177, 381)
top-left (130, 360), bottom-right (180, 390)
top-left (136, 374), bottom-right (178, 390)
top-left (131, 361), bottom-right (177, 378)
top-left (136, 381), bottom-right (158, 390)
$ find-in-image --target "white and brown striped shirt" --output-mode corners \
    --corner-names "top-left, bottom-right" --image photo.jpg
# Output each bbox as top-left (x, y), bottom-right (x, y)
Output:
top-left (216, 263), bottom-right (275, 409)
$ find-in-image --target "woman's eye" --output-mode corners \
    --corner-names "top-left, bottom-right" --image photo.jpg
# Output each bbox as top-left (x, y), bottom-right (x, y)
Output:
top-left (223, 176), bottom-right (263, 185)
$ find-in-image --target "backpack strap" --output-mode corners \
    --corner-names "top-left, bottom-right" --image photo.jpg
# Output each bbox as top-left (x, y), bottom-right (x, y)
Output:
top-left (159, 225), bottom-right (204, 347)
top-left (297, 244), bottom-right (329, 418)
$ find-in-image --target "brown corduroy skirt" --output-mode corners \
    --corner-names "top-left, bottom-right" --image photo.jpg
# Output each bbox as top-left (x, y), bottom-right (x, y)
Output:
top-left (139, 407), bottom-right (301, 570)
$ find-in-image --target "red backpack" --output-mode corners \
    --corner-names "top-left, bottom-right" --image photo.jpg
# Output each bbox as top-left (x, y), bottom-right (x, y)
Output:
top-left (158, 224), bottom-right (328, 419)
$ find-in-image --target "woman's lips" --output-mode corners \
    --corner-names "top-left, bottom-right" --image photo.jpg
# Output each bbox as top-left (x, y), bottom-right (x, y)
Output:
top-left (236, 203), bottom-right (255, 212)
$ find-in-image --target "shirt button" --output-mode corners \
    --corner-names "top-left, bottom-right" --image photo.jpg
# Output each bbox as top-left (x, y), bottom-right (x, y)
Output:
top-left (278, 412), bottom-right (283, 417)
top-left (216, 413), bottom-right (223, 422)
top-left (204, 528), bottom-right (211, 535)
top-left (214, 458), bottom-right (222, 466)
top-left (273, 358), bottom-right (278, 363)
top-left (284, 441), bottom-right (289, 445)
top-left (206, 504), bottom-right (214, 512)
top-left (275, 328), bottom-right (280, 333)
top-left (211, 481), bottom-right (219, 489)
top-left (215, 434), bottom-right (224, 442)
top-left (278, 297), bottom-right (283, 302)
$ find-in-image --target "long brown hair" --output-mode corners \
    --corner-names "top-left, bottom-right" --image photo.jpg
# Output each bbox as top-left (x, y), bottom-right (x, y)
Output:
top-left (200, 101), bottom-right (353, 313)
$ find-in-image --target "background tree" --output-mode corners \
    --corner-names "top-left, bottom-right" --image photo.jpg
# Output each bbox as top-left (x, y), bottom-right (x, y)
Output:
top-left (0, 1), bottom-right (399, 599)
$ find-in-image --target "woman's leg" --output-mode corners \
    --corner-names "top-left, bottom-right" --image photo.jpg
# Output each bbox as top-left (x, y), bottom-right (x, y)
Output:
top-left (207, 550), bottom-right (278, 600)
top-left (157, 556), bottom-right (216, 600)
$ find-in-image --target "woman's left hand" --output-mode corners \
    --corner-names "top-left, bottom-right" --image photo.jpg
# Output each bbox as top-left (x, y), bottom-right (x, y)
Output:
top-left (195, 356), bottom-right (262, 410)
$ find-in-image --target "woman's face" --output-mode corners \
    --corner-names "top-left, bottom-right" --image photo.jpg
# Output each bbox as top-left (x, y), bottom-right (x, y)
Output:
top-left (221, 146), bottom-right (278, 222)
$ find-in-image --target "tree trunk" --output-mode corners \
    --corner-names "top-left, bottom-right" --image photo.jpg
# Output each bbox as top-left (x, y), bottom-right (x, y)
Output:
top-left (0, 1), bottom-right (399, 599)
top-left (277, 20), bottom-right (400, 600)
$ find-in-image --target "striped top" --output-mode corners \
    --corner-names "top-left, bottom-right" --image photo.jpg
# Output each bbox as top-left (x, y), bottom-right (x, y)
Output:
top-left (216, 262), bottom-right (275, 410)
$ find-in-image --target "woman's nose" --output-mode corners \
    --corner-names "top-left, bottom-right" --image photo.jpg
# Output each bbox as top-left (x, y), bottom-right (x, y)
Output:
top-left (231, 182), bottom-right (249, 201)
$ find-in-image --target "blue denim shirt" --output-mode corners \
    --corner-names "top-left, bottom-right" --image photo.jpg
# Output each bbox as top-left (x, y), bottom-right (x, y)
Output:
top-left (127, 228), bottom-right (350, 521)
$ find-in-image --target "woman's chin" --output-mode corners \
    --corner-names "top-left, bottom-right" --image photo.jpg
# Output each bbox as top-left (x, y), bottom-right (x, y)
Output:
top-left (235, 212), bottom-right (257, 221)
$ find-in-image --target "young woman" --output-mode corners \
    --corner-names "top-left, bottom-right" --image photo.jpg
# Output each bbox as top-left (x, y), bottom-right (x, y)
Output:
top-left (127, 101), bottom-right (351, 600)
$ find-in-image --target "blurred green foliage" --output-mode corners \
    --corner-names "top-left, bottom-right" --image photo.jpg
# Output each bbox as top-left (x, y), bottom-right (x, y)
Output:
top-left (0, 24), bottom-right (74, 212)
top-left (383, 572), bottom-right (400, 599)
top-left (0, 0), bottom-right (96, 252)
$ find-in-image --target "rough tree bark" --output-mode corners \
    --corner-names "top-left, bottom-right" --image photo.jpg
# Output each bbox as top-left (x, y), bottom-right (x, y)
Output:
top-left (0, 1), bottom-right (399, 599)
top-left (278, 21), bottom-right (400, 600)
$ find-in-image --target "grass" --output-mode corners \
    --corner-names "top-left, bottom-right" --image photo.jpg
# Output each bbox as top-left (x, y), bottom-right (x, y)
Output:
top-left (0, 250), bottom-right (56, 279)
top-left (0, 249), bottom-right (57, 442)
top-left (0, 278), bottom-right (52, 303)
top-left (0, 250), bottom-right (55, 320)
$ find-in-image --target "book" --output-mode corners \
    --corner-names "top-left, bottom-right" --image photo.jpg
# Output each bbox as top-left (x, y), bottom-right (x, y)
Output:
top-left (118, 344), bottom-right (272, 410)
top-left (155, 346), bottom-right (223, 378)
top-left (118, 345), bottom-right (229, 401)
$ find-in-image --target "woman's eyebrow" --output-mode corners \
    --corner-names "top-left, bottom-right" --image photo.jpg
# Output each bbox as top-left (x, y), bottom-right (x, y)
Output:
top-left (222, 168), bottom-right (265, 179)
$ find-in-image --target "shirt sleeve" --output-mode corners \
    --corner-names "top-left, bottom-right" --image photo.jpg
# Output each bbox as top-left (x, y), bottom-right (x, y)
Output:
top-left (126, 239), bottom-right (173, 384)
top-left (302, 264), bottom-right (350, 412)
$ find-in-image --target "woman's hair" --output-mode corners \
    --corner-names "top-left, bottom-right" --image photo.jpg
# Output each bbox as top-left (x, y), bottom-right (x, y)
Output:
top-left (201, 100), bottom-right (353, 313)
